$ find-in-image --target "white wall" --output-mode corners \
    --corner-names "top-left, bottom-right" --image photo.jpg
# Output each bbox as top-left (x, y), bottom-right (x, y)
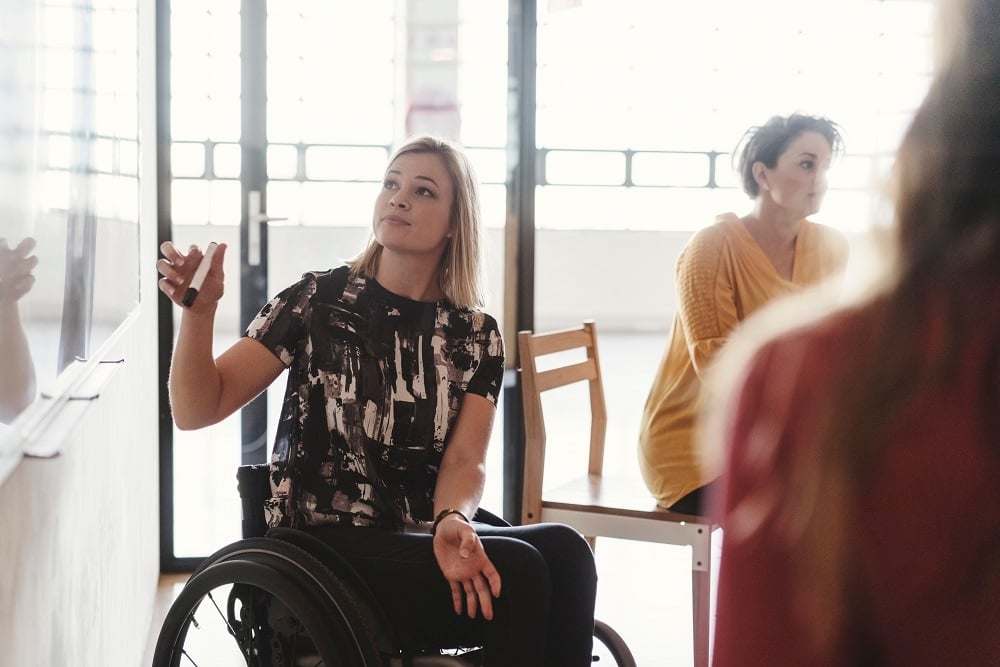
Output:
top-left (532, 229), bottom-right (692, 332)
top-left (0, 310), bottom-right (160, 666)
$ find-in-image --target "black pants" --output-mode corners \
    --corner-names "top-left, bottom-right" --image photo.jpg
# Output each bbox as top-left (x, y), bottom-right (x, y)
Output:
top-left (307, 521), bottom-right (598, 667)
top-left (667, 479), bottom-right (720, 516)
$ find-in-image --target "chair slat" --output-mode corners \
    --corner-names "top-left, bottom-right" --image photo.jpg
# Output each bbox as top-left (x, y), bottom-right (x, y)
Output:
top-left (535, 360), bottom-right (597, 392)
top-left (528, 328), bottom-right (593, 356)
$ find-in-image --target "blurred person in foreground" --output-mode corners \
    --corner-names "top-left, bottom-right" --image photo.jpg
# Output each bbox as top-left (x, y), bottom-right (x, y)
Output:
top-left (708, 0), bottom-right (1000, 664)
top-left (638, 113), bottom-right (849, 515)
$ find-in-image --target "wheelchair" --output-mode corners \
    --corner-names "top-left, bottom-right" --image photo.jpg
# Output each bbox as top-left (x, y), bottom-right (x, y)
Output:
top-left (153, 464), bottom-right (637, 666)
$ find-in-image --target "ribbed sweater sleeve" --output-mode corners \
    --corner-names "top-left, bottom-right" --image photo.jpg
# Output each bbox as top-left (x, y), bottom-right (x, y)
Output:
top-left (676, 226), bottom-right (739, 377)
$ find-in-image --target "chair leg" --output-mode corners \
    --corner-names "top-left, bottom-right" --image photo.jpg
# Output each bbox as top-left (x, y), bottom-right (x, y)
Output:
top-left (692, 568), bottom-right (710, 667)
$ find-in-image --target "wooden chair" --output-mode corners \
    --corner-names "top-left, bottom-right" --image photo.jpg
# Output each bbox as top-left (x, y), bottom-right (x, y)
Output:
top-left (517, 320), bottom-right (715, 667)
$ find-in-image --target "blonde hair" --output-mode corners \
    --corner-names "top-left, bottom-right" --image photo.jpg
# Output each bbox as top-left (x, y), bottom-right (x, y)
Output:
top-left (347, 135), bottom-right (487, 309)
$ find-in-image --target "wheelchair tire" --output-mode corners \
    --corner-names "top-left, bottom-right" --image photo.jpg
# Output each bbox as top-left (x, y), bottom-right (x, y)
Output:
top-left (186, 536), bottom-right (394, 657)
top-left (593, 619), bottom-right (638, 667)
top-left (153, 542), bottom-right (385, 666)
top-left (153, 558), bottom-right (341, 666)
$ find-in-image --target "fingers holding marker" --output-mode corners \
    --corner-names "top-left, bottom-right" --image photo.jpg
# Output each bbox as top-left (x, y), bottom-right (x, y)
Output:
top-left (156, 241), bottom-right (225, 308)
top-left (156, 241), bottom-right (194, 303)
top-left (158, 240), bottom-right (185, 266)
top-left (182, 242), bottom-right (218, 306)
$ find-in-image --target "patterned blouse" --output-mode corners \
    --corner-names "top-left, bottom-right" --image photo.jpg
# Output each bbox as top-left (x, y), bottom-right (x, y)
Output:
top-left (244, 266), bottom-right (505, 530)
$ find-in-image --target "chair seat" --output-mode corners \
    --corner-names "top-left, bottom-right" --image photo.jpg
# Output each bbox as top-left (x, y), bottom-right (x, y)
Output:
top-left (540, 474), bottom-right (714, 570)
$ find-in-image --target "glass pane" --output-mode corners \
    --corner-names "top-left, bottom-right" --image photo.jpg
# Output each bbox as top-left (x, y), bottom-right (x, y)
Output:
top-left (171, 5), bottom-right (240, 57)
top-left (115, 175), bottom-right (140, 224)
top-left (205, 56), bottom-right (241, 99)
top-left (466, 147), bottom-right (506, 185)
top-left (632, 152), bottom-right (711, 188)
top-left (266, 181), bottom-right (302, 224)
top-left (545, 150), bottom-right (625, 186)
top-left (302, 101), bottom-right (395, 146)
top-left (213, 143), bottom-right (241, 179)
top-left (536, 185), bottom-right (748, 232)
top-left (305, 146), bottom-right (388, 181)
top-left (170, 179), bottom-right (241, 227)
top-left (94, 136), bottom-right (114, 173)
top-left (267, 144), bottom-right (299, 180)
top-left (300, 181), bottom-right (379, 226)
top-left (171, 179), bottom-right (208, 225)
top-left (266, 100), bottom-right (304, 144)
top-left (120, 139), bottom-right (139, 176)
top-left (43, 48), bottom-right (74, 89)
top-left (479, 182), bottom-right (506, 230)
top-left (173, 417), bottom-right (242, 556)
top-left (46, 134), bottom-right (72, 169)
top-left (208, 179), bottom-right (241, 225)
top-left (170, 97), bottom-right (210, 141)
top-left (714, 153), bottom-right (737, 189)
top-left (41, 6), bottom-right (75, 47)
top-left (171, 142), bottom-right (205, 178)
top-left (207, 97), bottom-right (241, 142)
top-left (41, 90), bottom-right (73, 132)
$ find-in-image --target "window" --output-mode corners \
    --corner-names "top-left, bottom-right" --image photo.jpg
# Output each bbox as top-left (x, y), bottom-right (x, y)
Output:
top-left (535, 0), bottom-right (935, 232)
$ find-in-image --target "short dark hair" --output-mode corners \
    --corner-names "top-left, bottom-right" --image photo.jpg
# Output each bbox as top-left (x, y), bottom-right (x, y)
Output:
top-left (734, 114), bottom-right (845, 198)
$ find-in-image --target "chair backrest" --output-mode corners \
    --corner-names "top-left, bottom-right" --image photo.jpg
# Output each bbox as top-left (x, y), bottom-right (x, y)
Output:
top-left (517, 320), bottom-right (607, 525)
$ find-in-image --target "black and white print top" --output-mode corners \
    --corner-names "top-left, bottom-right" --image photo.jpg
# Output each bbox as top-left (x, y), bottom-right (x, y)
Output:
top-left (244, 266), bottom-right (504, 531)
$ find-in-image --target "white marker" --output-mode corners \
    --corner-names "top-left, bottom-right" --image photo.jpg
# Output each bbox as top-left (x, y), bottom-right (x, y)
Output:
top-left (182, 242), bottom-right (218, 307)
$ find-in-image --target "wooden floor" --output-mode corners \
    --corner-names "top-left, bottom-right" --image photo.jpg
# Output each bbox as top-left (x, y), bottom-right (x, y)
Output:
top-left (144, 333), bottom-right (719, 666)
top-left (143, 574), bottom-right (189, 665)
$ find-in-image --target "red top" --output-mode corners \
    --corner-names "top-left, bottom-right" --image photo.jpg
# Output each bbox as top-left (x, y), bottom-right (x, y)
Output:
top-left (711, 286), bottom-right (1000, 666)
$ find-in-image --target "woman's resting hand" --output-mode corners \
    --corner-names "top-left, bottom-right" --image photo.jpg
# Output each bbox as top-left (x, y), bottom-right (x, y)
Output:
top-left (433, 517), bottom-right (503, 620)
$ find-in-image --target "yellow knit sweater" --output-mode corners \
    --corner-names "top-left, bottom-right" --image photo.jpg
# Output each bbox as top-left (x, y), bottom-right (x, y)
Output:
top-left (638, 212), bottom-right (849, 508)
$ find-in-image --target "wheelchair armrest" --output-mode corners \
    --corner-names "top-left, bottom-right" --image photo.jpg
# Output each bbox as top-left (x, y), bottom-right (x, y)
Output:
top-left (472, 507), bottom-right (511, 527)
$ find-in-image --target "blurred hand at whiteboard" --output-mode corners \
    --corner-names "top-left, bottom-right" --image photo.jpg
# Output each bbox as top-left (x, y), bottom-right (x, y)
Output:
top-left (0, 237), bottom-right (38, 423)
top-left (0, 237), bottom-right (38, 304)
top-left (156, 241), bottom-right (228, 314)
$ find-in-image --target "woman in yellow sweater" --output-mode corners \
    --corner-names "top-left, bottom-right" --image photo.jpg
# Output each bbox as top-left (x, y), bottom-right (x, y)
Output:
top-left (638, 114), bottom-right (849, 514)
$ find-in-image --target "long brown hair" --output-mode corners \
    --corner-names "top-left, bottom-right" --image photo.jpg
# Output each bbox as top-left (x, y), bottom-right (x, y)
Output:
top-left (783, 0), bottom-right (1000, 655)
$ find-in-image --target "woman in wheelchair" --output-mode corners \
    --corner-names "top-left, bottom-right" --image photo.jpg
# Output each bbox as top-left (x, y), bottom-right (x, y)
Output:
top-left (157, 135), bottom-right (599, 666)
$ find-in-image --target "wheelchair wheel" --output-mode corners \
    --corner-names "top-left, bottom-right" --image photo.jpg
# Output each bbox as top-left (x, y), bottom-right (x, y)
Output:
top-left (153, 539), bottom-right (385, 666)
top-left (592, 620), bottom-right (638, 667)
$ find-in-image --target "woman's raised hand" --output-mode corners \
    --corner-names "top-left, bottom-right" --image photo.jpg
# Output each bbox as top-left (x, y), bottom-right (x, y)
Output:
top-left (157, 241), bottom-right (227, 312)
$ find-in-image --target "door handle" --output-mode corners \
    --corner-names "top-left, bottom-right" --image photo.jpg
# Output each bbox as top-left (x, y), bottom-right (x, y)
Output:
top-left (247, 189), bottom-right (287, 266)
